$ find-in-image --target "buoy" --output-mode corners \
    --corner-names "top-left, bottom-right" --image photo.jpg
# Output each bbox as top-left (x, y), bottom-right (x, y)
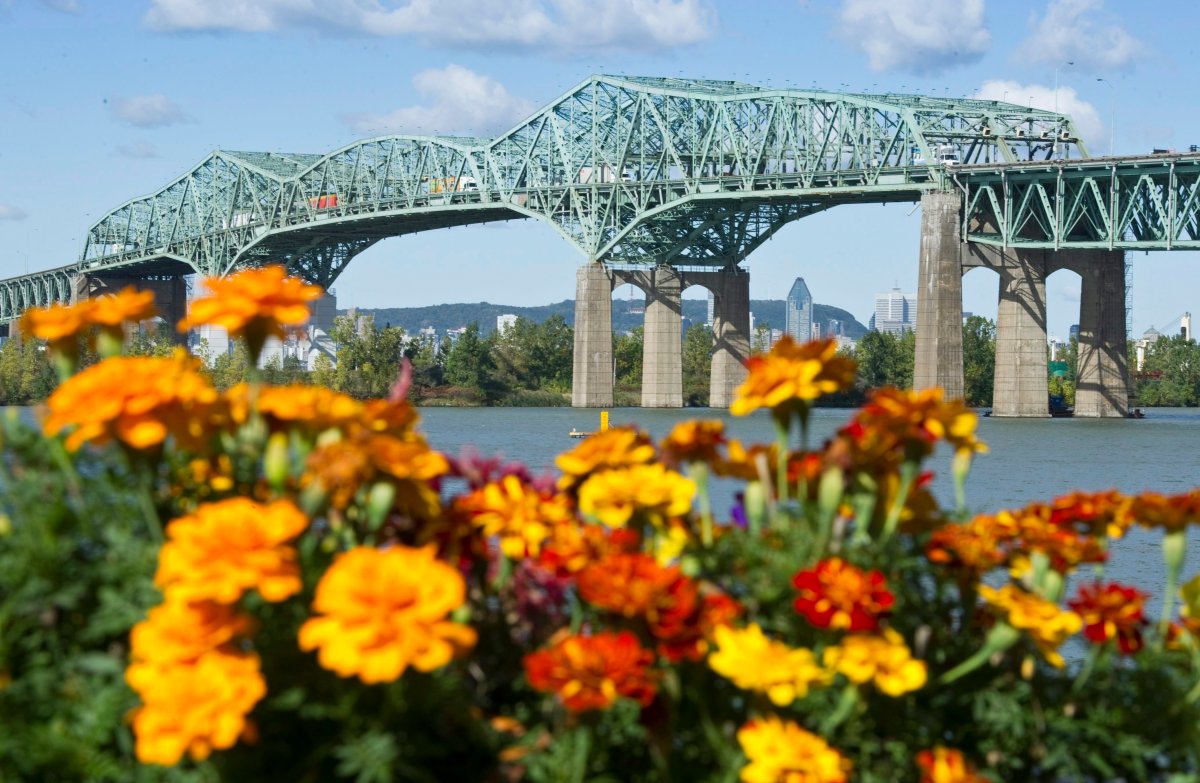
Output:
top-left (600, 410), bottom-right (609, 431)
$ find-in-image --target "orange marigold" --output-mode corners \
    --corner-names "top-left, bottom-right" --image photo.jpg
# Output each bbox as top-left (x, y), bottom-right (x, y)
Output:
top-left (660, 420), bottom-right (726, 468)
top-left (916, 747), bottom-right (989, 783)
top-left (43, 354), bottom-right (218, 450)
top-left (88, 286), bottom-right (158, 328)
top-left (537, 522), bottom-right (640, 577)
top-left (523, 631), bottom-right (657, 712)
top-left (179, 265), bottom-right (322, 354)
top-left (126, 647), bottom-right (266, 765)
top-left (1130, 490), bottom-right (1200, 533)
top-left (577, 552), bottom-right (670, 617)
top-left (979, 584), bottom-right (1082, 668)
top-left (129, 599), bottom-right (254, 666)
top-left (736, 715), bottom-right (852, 783)
top-left (18, 299), bottom-right (94, 346)
top-left (1008, 504), bottom-right (1108, 575)
top-left (793, 557), bottom-right (894, 632)
top-left (155, 498), bottom-right (308, 604)
top-left (730, 336), bottom-right (856, 420)
top-left (926, 518), bottom-right (1009, 574)
top-left (555, 426), bottom-right (656, 491)
top-left (456, 474), bottom-right (574, 558)
top-left (1049, 489), bottom-right (1134, 539)
top-left (847, 387), bottom-right (986, 462)
top-left (298, 546), bottom-right (476, 684)
top-left (1068, 581), bottom-right (1148, 655)
top-left (577, 463), bottom-right (695, 528)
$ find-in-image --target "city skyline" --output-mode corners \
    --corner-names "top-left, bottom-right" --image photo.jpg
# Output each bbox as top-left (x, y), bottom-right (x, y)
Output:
top-left (3, 1), bottom-right (1199, 338)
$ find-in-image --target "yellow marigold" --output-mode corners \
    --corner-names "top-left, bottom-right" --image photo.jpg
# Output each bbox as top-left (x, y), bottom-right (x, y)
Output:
top-left (979, 584), bottom-right (1082, 668)
top-left (577, 463), bottom-right (695, 528)
top-left (43, 354), bottom-right (218, 450)
top-left (130, 599), bottom-right (254, 666)
top-left (737, 715), bottom-right (851, 783)
top-left (457, 474), bottom-right (573, 558)
top-left (179, 265), bottom-right (322, 352)
top-left (822, 628), bottom-right (927, 696)
top-left (708, 623), bottom-right (831, 706)
top-left (730, 336), bottom-right (856, 420)
top-left (555, 426), bottom-right (656, 491)
top-left (18, 299), bottom-right (94, 345)
top-left (126, 648), bottom-right (265, 765)
top-left (87, 286), bottom-right (158, 328)
top-left (156, 498), bottom-right (308, 604)
top-left (298, 546), bottom-right (476, 684)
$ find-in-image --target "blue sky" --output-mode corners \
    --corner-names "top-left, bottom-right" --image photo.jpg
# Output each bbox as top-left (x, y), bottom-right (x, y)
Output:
top-left (2, 0), bottom-right (1198, 339)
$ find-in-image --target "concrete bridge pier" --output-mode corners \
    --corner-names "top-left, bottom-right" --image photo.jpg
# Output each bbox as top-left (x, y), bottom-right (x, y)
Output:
top-left (571, 262), bottom-right (615, 408)
top-left (639, 266), bottom-right (684, 408)
top-left (914, 190), bottom-right (965, 400)
top-left (681, 264), bottom-right (750, 408)
top-left (1069, 251), bottom-right (1129, 417)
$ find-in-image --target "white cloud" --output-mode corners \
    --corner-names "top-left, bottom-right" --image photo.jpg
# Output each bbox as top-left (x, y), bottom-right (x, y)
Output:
top-left (836, 0), bottom-right (990, 74)
top-left (115, 141), bottom-right (159, 158)
top-left (1017, 0), bottom-right (1141, 70)
top-left (0, 203), bottom-right (27, 221)
top-left (343, 65), bottom-right (533, 136)
top-left (143, 0), bottom-right (715, 52)
top-left (975, 79), bottom-right (1104, 149)
top-left (110, 94), bottom-right (190, 128)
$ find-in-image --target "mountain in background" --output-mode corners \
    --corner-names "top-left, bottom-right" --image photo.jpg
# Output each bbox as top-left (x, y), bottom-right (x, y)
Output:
top-left (346, 299), bottom-right (869, 340)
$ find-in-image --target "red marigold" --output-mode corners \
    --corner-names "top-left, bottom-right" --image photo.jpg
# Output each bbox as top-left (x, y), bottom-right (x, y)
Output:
top-left (916, 747), bottom-right (989, 783)
top-left (537, 523), bottom-right (639, 577)
top-left (523, 631), bottom-right (657, 712)
top-left (793, 557), bottom-right (894, 632)
top-left (1049, 489), bottom-right (1134, 539)
top-left (1068, 581), bottom-right (1148, 655)
top-left (578, 552), bottom-right (671, 617)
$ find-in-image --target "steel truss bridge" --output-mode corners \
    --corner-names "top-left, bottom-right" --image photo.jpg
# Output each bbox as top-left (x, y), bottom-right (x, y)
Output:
top-left (3, 74), bottom-right (1199, 322)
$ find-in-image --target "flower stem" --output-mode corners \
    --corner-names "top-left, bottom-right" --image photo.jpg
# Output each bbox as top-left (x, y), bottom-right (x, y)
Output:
top-left (880, 460), bottom-right (918, 545)
top-left (774, 419), bottom-right (790, 511)
top-left (692, 462), bottom-right (714, 548)
top-left (1160, 530), bottom-right (1187, 644)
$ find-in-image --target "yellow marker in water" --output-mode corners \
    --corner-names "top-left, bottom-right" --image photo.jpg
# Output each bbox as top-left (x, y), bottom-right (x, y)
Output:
top-left (600, 410), bottom-right (609, 431)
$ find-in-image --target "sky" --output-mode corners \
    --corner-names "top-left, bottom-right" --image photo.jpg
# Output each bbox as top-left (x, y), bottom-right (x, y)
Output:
top-left (2, 0), bottom-right (1199, 339)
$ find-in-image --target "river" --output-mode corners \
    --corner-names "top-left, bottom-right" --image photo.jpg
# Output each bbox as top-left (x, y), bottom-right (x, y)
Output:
top-left (7, 404), bottom-right (1200, 607)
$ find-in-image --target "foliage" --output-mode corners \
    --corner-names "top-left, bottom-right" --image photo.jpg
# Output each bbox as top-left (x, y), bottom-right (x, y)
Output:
top-left (328, 315), bottom-right (409, 399)
top-left (10, 269), bottom-right (1200, 783)
top-left (615, 326), bottom-right (644, 405)
top-left (0, 336), bottom-right (56, 404)
top-left (962, 316), bottom-right (996, 407)
top-left (853, 330), bottom-right (914, 391)
top-left (1137, 335), bottom-right (1200, 406)
top-left (682, 323), bottom-right (714, 406)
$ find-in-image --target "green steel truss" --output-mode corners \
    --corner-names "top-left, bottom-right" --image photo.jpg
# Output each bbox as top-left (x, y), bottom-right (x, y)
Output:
top-left (4, 75), bottom-right (1091, 322)
top-left (956, 154), bottom-right (1200, 249)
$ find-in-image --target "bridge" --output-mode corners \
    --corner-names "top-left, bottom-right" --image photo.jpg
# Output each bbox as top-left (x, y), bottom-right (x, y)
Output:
top-left (3, 75), bottom-right (1199, 416)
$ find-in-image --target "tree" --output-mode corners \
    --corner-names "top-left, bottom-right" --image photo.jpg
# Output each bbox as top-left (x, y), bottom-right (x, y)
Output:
top-left (682, 323), bottom-right (713, 406)
top-left (751, 323), bottom-right (773, 354)
top-left (443, 323), bottom-right (504, 402)
top-left (962, 316), bottom-right (996, 407)
top-left (1138, 335), bottom-right (1200, 406)
top-left (329, 315), bottom-right (408, 399)
top-left (0, 338), bottom-right (55, 405)
top-left (854, 330), bottom-right (914, 390)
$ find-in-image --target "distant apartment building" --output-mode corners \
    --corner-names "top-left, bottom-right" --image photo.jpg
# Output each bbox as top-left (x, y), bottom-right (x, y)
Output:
top-left (785, 278), bottom-right (813, 342)
top-left (201, 290), bottom-right (337, 370)
top-left (872, 287), bottom-right (916, 335)
top-left (497, 313), bottom-right (518, 334)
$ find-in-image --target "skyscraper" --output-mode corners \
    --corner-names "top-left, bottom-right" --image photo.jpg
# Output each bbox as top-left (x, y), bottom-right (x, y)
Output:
top-left (873, 287), bottom-right (916, 335)
top-left (785, 278), bottom-right (813, 342)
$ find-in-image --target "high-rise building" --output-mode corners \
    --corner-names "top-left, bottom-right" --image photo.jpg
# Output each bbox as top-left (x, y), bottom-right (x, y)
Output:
top-left (785, 278), bottom-right (813, 343)
top-left (873, 287), bottom-right (916, 335)
top-left (497, 314), bottom-right (518, 334)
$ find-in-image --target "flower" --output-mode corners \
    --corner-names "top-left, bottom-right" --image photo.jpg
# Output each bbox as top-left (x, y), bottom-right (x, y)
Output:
top-left (43, 354), bottom-right (218, 450)
top-left (305, 431), bottom-right (449, 517)
top-left (577, 463), bottom-right (695, 528)
top-left (87, 286), bottom-right (158, 328)
top-left (1068, 581), bottom-right (1148, 654)
top-left (792, 557), bottom-right (894, 632)
top-left (126, 647), bottom-right (266, 765)
top-left (1008, 504), bottom-right (1108, 575)
top-left (18, 299), bottom-right (94, 346)
top-left (155, 498), bottom-right (308, 604)
top-left (456, 474), bottom-right (573, 558)
top-left (523, 631), bottom-right (657, 712)
top-left (916, 747), bottom-right (989, 783)
top-left (844, 387), bottom-right (986, 463)
top-left (736, 715), bottom-right (851, 783)
top-left (129, 599), bottom-right (254, 666)
top-left (979, 584), bottom-right (1082, 668)
top-left (730, 336), bottom-right (856, 420)
top-left (708, 624), bottom-right (832, 706)
top-left (578, 552), bottom-right (673, 617)
top-left (298, 546), bottom-right (476, 684)
top-left (1130, 490), bottom-right (1200, 533)
top-left (822, 628), bottom-right (927, 696)
top-left (660, 420), bottom-right (726, 468)
top-left (255, 384), bottom-right (363, 431)
top-left (927, 517), bottom-right (1010, 575)
top-left (537, 522), bottom-right (639, 576)
top-left (179, 265), bottom-right (322, 354)
top-left (1049, 489), bottom-right (1133, 539)
top-left (555, 426), bottom-right (656, 491)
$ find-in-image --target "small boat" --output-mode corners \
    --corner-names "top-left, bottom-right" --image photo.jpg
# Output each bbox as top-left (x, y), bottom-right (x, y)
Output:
top-left (1126, 409), bottom-right (1146, 419)
top-left (568, 428), bottom-right (592, 439)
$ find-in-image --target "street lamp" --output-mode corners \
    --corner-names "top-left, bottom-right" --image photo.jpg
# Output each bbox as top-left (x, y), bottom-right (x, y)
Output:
top-left (1097, 77), bottom-right (1115, 156)
top-left (1053, 61), bottom-right (1074, 159)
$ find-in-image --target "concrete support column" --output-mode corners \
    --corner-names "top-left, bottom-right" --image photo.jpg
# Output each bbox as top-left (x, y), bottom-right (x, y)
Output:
top-left (992, 251), bottom-right (1049, 417)
top-left (709, 265), bottom-right (750, 408)
top-left (642, 265), bottom-right (683, 408)
top-left (1075, 251), bottom-right (1128, 417)
top-left (914, 191), bottom-right (964, 399)
top-left (76, 274), bottom-right (190, 346)
top-left (571, 262), bottom-right (614, 408)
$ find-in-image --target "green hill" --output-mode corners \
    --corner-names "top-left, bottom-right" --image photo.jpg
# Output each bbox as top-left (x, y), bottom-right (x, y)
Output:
top-left (346, 299), bottom-right (868, 339)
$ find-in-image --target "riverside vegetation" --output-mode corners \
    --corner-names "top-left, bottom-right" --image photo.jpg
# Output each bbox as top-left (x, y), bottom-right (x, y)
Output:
top-left (6, 266), bottom-right (1200, 782)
